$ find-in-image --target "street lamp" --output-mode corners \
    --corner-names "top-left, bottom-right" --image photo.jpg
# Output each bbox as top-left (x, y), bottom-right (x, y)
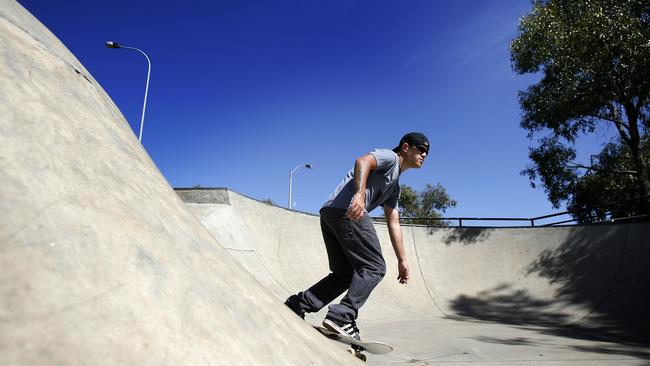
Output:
top-left (289, 163), bottom-right (313, 209)
top-left (105, 41), bottom-right (151, 142)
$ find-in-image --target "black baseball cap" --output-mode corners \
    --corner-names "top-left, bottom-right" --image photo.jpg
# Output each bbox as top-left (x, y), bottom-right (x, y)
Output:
top-left (392, 132), bottom-right (429, 153)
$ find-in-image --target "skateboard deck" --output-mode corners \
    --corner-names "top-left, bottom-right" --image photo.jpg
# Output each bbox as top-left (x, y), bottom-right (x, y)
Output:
top-left (313, 325), bottom-right (393, 355)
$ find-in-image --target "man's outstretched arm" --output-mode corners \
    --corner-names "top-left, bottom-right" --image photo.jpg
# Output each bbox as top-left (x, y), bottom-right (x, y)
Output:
top-left (348, 154), bottom-right (377, 220)
top-left (384, 205), bottom-right (409, 284)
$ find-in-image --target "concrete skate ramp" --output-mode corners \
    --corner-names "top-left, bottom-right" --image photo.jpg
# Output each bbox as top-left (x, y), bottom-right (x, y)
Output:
top-left (0, 2), bottom-right (358, 365)
top-left (179, 188), bottom-right (650, 364)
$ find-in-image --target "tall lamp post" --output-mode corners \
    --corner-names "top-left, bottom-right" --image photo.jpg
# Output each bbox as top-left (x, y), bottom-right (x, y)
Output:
top-left (105, 41), bottom-right (151, 142)
top-left (289, 163), bottom-right (313, 209)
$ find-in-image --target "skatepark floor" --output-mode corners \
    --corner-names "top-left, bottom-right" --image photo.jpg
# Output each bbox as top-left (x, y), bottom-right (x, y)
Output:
top-left (358, 318), bottom-right (650, 365)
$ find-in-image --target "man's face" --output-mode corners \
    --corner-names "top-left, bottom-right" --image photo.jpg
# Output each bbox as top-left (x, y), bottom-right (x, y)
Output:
top-left (406, 143), bottom-right (428, 168)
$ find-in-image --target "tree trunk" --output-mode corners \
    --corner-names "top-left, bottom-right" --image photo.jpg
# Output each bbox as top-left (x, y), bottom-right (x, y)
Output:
top-left (624, 103), bottom-right (650, 213)
top-left (630, 145), bottom-right (650, 210)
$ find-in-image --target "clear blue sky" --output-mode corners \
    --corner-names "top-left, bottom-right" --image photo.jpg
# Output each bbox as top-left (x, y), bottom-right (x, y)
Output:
top-left (18, 0), bottom-right (612, 218)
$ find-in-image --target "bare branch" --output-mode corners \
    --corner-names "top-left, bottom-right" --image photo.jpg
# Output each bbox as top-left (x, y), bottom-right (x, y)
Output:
top-left (613, 119), bottom-right (633, 145)
top-left (589, 113), bottom-right (633, 145)
top-left (589, 114), bottom-right (629, 131)
top-left (567, 162), bottom-right (637, 175)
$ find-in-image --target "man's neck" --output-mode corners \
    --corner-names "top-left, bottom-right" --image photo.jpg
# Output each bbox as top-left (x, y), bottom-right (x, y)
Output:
top-left (398, 154), bottom-right (409, 175)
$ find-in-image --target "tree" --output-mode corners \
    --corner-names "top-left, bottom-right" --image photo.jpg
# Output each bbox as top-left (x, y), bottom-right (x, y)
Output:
top-left (511, 0), bottom-right (650, 219)
top-left (262, 198), bottom-right (277, 206)
top-left (398, 183), bottom-right (457, 225)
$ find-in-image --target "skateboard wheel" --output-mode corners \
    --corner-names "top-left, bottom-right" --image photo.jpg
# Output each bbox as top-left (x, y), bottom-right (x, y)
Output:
top-left (347, 347), bottom-right (367, 362)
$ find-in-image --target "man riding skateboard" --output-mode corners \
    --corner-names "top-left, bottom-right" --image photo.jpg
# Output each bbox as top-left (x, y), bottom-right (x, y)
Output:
top-left (285, 132), bottom-right (429, 341)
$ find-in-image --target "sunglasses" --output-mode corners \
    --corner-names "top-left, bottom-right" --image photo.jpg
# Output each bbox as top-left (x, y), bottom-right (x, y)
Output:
top-left (411, 144), bottom-right (429, 155)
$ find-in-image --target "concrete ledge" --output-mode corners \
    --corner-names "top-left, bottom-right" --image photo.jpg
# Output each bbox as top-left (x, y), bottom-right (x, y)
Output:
top-left (175, 187), bottom-right (230, 204)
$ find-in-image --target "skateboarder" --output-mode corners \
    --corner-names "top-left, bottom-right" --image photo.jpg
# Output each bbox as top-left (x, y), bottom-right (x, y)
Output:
top-left (285, 132), bottom-right (429, 341)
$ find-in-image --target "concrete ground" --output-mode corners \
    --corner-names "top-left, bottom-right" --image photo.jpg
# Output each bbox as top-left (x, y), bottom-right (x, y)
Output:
top-left (362, 318), bottom-right (650, 365)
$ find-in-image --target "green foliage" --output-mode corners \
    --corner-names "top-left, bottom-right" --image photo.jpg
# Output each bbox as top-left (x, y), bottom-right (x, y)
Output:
top-left (398, 183), bottom-right (457, 226)
top-left (521, 136), bottom-right (578, 208)
top-left (511, 0), bottom-right (650, 220)
top-left (570, 136), bottom-right (649, 221)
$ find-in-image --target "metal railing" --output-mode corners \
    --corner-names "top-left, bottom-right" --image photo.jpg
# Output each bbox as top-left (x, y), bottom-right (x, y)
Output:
top-left (372, 196), bottom-right (650, 227)
top-left (372, 216), bottom-right (555, 227)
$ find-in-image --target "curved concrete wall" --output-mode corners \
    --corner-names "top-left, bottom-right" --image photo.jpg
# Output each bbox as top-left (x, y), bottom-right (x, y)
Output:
top-left (180, 189), bottom-right (650, 336)
top-left (412, 224), bottom-right (649, 332)
top-left (0, 2), bottom-right (357, 365)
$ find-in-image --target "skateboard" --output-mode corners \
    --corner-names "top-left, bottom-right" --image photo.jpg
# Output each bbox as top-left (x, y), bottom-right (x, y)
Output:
top-left (313, 325), bottom-right (393, 361)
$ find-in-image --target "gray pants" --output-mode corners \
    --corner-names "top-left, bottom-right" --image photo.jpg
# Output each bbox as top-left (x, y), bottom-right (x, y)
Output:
top-left (293, 207), bottom-right (386, 322)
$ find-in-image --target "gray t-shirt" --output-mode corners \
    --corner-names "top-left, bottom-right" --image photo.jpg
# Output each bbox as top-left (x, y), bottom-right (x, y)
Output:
top-left (322, 149), bottom-right (401, 212)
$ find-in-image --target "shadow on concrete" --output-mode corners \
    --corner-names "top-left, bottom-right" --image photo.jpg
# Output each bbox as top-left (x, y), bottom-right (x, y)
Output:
top-left (441, 227), bottom-right (493, 245)
top-left (448, 286), bottom-right (650, 361)
top-left (471, 336), bottom-right (540, 346)
top-left (471, 333), bottom-right (650, 365)
top-left (446, 223), bottom-right (650, 352)
top-left (449, 284), bottom-right (571, 326)
top-left (569, 344), bottom-right (650, 362)
top-left (526, 224), bottom-right (650, 338)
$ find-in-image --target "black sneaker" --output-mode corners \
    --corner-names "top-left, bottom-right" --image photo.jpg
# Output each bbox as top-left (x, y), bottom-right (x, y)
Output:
top-left (284, 294), bottom-right (305, 319)
top-left (322, 316), bottom-right (361, 341)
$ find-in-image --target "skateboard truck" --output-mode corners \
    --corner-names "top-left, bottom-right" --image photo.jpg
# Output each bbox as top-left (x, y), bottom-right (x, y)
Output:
top-left (348, 344), bottom-right (367, 361)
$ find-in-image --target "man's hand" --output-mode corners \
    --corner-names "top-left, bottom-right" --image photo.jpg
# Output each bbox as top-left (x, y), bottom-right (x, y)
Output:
top-left (397, 259), bottom-right (410, 284)
top-left (348, 192), bottom-right (366, 221)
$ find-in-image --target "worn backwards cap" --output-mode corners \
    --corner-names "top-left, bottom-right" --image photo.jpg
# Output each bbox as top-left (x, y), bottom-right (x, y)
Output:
top-left (393, 132), bottom-right (429, 153)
